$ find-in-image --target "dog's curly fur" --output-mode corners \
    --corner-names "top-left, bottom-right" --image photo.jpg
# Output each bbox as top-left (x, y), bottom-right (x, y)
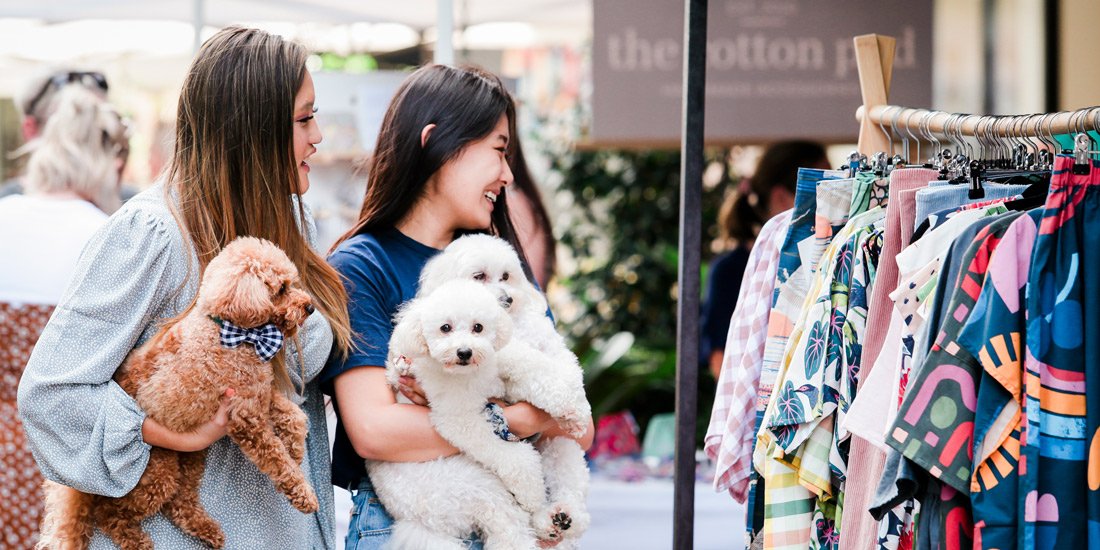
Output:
top-left (39, 237), bottom-right (317, 550)
top-left (417, 234), bottom-right (592, 548)
top-left (367, 280), bottom-right (546, 549)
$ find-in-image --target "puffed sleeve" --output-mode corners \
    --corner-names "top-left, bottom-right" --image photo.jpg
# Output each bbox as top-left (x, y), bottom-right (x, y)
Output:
top-left (17, 207), bottom-right (177, 497)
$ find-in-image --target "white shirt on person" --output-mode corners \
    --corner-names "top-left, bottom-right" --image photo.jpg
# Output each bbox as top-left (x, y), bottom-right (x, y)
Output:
top-left (0, 194), bottom-right (108, 304)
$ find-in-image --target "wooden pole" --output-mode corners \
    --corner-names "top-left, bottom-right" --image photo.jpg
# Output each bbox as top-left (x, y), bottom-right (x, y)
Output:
top-left (854, 34), bottom-right (896, 156)
top-left (857, 105), bottom-right (1100, 136)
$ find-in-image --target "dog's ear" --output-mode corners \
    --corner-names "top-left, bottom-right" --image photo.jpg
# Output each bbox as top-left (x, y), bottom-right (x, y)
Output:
top-left (390, 302), bottom-right (429, 357)
top-left (520, 280), bottom-right (549, 316)
top-left (417, 255), bottom-right (449, 297)
top-left (491, 308), bottom-right (512, 351)
top-left (217, 268), bottom-right (272, 328)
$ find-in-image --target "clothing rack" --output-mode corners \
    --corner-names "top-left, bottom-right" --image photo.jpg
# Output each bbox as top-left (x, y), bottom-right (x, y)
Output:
top-left (852, 33), bottom-right (1099, 156)
top-left (713, 32), bottom-right (1100, 550)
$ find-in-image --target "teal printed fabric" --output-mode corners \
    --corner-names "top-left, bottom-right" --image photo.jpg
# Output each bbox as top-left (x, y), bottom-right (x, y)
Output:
top-left (1022, 156), bottom-right (1100, 550)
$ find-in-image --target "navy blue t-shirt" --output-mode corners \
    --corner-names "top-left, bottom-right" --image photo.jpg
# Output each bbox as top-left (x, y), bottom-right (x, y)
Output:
top-left (321, 228), bottom-right (440, 490)
top-left (700, 246), bottom-right (750, 360)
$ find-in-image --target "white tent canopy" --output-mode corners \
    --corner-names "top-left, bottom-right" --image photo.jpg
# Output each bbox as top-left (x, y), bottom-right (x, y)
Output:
top-left (0, 0), bottom-right (590, 51)
top-left (0, 0), bottom-right (589, 96)
top-left (0, 0), bottom-right (589, 29)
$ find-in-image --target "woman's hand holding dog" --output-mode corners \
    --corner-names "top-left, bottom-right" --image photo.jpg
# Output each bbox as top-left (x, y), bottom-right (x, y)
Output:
top-left (397, 375), bottom-right (557, 440)
top-left (141, 388), bottom-right (235, 452)
top-left (396, 375), bottom-right (429, 406)
top-left (498, 401), bottom-right (557, 439)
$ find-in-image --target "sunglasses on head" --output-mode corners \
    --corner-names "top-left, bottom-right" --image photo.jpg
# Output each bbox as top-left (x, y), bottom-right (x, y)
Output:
top-left (27, 71), bottom-right (109, 116)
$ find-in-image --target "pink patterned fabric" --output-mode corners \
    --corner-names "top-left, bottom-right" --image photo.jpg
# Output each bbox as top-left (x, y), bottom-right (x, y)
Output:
top-left (839, 167), bottom-right (936, 550)
top-left (705, 210), bottom-right (792, 502)
top-left (590, 410), bottom-right (642, 459)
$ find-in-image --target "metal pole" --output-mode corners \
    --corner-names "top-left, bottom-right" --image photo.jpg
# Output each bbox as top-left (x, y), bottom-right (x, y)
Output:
top-left (435, 0), bottom-right (454, 65)
top-left (192, 0), bottom-right (204, 55)
top-left (1044, 0), bottom-right (1060, 112)
top-left (674, 0), bottom-right (706, 548)
top-left (981, 0), bottom-right (995, 114)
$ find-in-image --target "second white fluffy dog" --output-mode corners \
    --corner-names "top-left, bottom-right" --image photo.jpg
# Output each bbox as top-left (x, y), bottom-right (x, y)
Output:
top-left (366, 280), bottom-right (550, 549)
top-left (418, 234), bottom-right (592, 547)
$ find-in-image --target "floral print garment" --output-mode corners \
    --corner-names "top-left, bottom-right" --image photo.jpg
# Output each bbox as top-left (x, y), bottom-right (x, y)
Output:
top-left (760, 208), bottom-right (885, 550)
top-left (750, 168), bottom-right (848, 549)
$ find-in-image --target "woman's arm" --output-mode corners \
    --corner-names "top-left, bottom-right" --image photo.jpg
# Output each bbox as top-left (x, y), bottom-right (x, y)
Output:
top-left (504, 403), bottom-right (595, 450)
top-left (398, 378), bottom-right (595, 450)
top-left (141, 389), bottom-right (234, 452)
top-left (335, 366), bottom-right (461, 462)
top-left (536, 412), bottom-right (595, 451)
top-left (17, 206), bottom-right (186, 496)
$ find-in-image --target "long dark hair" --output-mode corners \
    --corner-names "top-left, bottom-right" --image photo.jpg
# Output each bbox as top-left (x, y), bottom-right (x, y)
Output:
top-left (509, 137), bottom-right (556, 285)
top-left (167, 26), bottom-right (351, 361)
top-left (720, 140), bottom-right (827, 244)
top-left (331, 64), bottom-right (532, 279)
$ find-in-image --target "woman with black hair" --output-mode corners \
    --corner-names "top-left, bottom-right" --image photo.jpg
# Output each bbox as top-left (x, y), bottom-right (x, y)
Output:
top-left (321, 64), bottom-right (593, 550)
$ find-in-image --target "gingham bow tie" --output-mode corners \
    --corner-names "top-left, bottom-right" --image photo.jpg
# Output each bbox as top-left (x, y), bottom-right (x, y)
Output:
top-left (212, 317), bottom-right (284, 362)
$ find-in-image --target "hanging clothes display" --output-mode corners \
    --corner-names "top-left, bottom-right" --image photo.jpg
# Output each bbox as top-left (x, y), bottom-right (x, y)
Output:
top-left (703, 52), bottom-right (1100, 547)
top-left (707, 210), bottom-right (793, 503)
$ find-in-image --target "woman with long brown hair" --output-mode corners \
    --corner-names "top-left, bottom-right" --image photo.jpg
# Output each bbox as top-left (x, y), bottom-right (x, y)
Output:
top-left (18, 26), bottom-right (350, 548)
top-left (321, 64), bottom-right (593, 549)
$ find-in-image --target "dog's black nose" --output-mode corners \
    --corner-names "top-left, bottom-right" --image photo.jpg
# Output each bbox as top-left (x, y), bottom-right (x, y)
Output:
top-left (456, 348), bottom-right (473, 362)
top-left (304, 304), bottom-right (315, 315)
top-left (499, 294), bottom-right (513, 308)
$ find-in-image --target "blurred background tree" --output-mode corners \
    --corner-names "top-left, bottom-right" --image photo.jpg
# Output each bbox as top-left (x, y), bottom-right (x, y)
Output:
top-left (550, 147), bottom-right (734, 444)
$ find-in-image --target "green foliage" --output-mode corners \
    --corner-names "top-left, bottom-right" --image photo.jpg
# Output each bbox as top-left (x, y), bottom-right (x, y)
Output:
top-left (318, 52), bottom-right (378, 73)
top-left (551, 148), bottom-right (730, 445)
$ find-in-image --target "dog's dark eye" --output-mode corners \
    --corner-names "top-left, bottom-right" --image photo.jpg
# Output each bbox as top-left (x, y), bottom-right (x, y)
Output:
top-left (501, 272), bottom-right (509, 281)
top-left (473, 323), bottom-right (483, 333)
top-left (473, 272), bottom-right (486, 281)
top-left (278, 283), bottom-right (288, 295)
top-left (440, 324), bottom-right (452, 333)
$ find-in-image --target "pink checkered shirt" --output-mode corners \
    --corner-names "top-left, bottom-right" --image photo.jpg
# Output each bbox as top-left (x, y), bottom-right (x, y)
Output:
top-left (704, 210), bottom-right (792, 502)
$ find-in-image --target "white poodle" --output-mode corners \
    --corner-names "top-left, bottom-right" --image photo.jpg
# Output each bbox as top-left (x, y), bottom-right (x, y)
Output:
top-left (417, 234), bottom-right (593, 547)
top-left (365, 280), bottom-right (549, 549)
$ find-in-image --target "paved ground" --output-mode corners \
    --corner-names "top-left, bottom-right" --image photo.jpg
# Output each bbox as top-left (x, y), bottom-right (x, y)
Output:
top-left (326, 411), bottom-right (746, 549)
top-left (578, 479), bottom-right (745, 550)
top-left (333, 478), bottom-right (746, 549)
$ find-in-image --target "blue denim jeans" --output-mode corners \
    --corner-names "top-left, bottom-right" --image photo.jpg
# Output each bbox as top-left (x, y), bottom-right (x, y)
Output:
top-left (345, 478), bottom-right (484, 550)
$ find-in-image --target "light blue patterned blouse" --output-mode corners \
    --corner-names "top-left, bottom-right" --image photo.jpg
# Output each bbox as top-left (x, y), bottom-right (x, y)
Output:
top-left (17, 184), bottom-right (336, 549)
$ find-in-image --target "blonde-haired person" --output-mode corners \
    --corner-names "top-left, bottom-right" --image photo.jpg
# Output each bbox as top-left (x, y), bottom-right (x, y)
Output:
top-left (0, 86), bottom-right (127, 304)
top-left (0, 85), bottom-right (126, 550)
top-left (0, 68), bottom-right (111, 198)
top-left (18, 26), bottom-right (351, 549)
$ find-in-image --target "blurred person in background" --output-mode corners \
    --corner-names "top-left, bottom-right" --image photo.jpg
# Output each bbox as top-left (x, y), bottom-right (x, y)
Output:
top-left (0, 85), bottom-right (128, 303)
top-left (701, 140), bottom-right (830, 379)
top-left (507, 135), bottom-right (557, 290)
top-left (0, 68), bottom-right (111, 198)
top-left (0, 86), bottom-right (127, 550)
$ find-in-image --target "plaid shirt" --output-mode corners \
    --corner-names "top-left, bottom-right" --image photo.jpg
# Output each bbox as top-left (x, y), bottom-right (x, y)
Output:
top-left (704, 209), bottom-right (791, 502)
